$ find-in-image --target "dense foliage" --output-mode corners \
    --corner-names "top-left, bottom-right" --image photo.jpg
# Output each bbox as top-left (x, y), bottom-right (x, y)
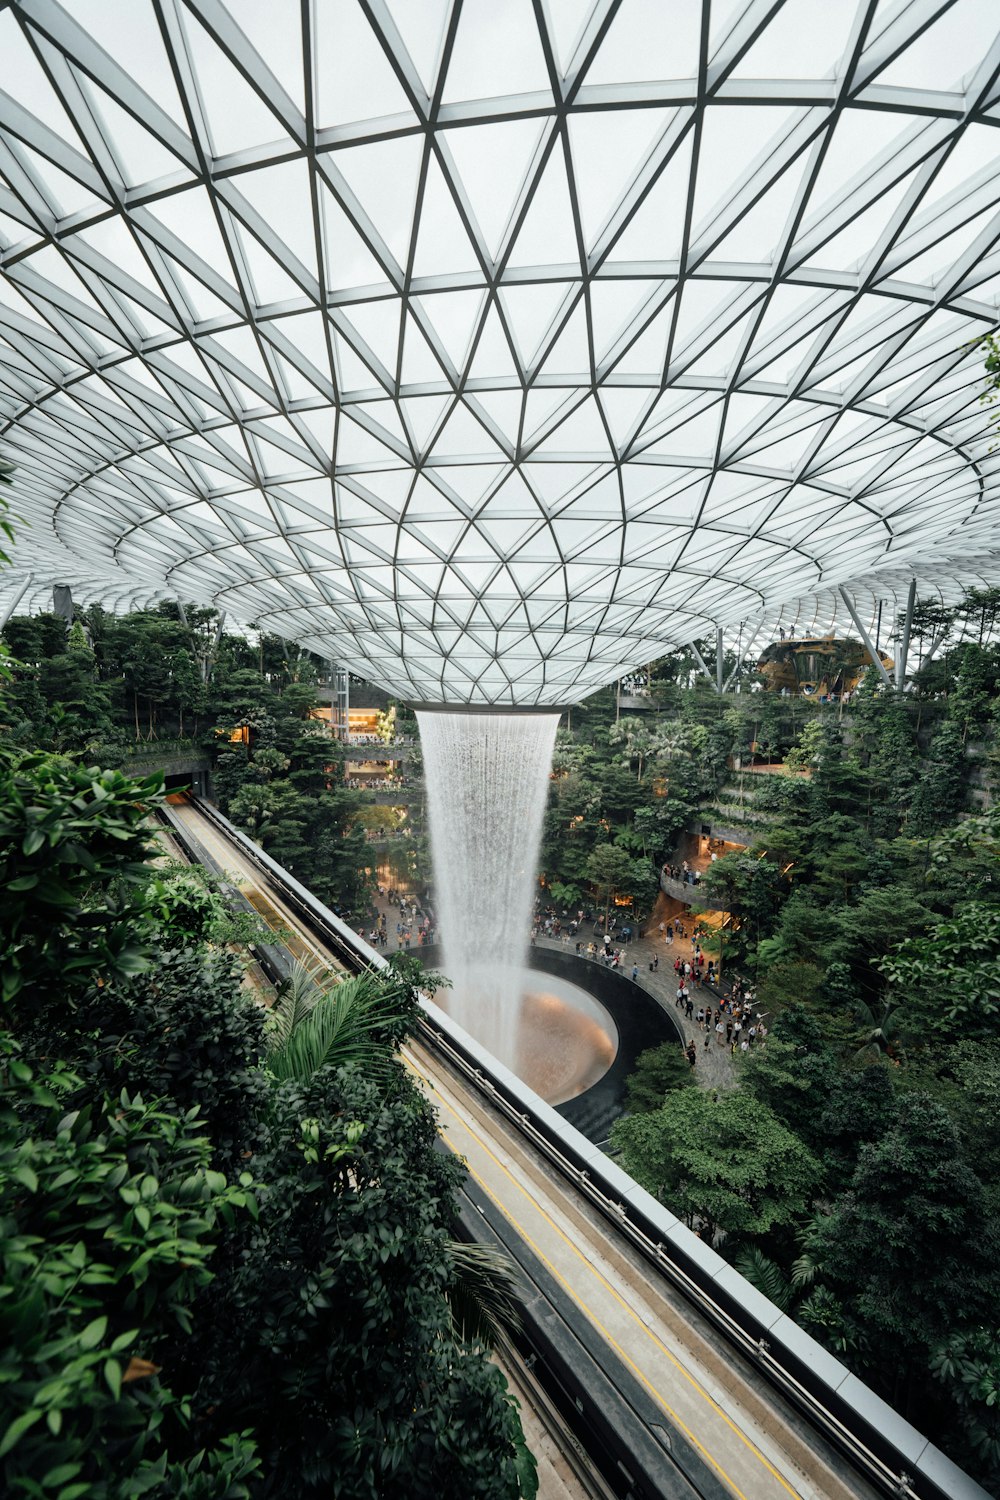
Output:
top-left (0, 750), bottom-right (532, 1498)
top-left (5, 565), bottom-right (1000, 1488)
top-left (0, 603), bottom-right (384, 919)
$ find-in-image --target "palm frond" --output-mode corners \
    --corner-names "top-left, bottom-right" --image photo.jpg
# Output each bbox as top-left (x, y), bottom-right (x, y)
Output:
top-left (446, 1239), bottom-right (523, 1348)
top-left (267, 970), bottom-right (410, 1083)
top-left (791, 1250), bottom-right (820, 1289)
top-left (734, 1246), bottom-right (792, 1311)
top-left (267, 960), bottom-right (324, 1048)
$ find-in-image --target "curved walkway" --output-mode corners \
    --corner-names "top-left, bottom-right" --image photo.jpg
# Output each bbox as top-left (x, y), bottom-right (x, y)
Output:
top-left (531, 926), bottom-right (738, 1092)
top-left (363, 890), bottom-right (740, 1091)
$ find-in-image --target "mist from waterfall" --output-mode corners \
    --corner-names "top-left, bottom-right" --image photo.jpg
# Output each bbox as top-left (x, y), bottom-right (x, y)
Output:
top-left (418, 710), bottom-right (560, 1069)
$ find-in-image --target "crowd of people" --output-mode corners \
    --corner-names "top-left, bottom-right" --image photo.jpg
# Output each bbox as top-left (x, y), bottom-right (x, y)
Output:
top-left (674, 970), bottom-right (766, 1060)
top-left (345, 775), bottom-right (410, 790)
top-left (360, 888), bottom-right (436, 951)
top-left (662, 859), bottom-right (705, 885)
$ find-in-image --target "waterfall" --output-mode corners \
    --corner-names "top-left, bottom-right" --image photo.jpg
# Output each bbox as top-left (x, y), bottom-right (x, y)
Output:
top-left (417, 709), bottom-right (560, 1069)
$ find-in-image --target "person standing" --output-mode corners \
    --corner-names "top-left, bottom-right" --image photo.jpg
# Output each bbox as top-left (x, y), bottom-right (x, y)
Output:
top-left (631, 963), bottom-right (639, 982)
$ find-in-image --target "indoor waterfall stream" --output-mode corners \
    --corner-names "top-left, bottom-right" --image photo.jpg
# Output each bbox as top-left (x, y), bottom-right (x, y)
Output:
top-left (418, 708), bottom-right (561, 1070)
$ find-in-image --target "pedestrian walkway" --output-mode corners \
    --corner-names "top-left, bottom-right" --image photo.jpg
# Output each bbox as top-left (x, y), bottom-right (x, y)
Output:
top-left (532, 920), bottom-right (738, 1093)
top-left (360, 887), bottom-right (742, 1093)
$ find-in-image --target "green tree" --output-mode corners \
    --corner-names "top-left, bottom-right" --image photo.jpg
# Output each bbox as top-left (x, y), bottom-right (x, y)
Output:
top-left (0, 1047), bottom-right (260, 1498)
top-left (931, 1329), bottom-right (1000, 1491)
top-left (623, 1043), bottom-right (694, 1113)
top-left (879, 901), bottom-right (1000, 1043)
top-left (0, 752), bottom-right (162, 1014)
top-left (585, 841), bottom-right (635, 936)
top-left (803, 1096), bottom-right (998, 1402)
top-left (611, 1088), bottom-right (822, 1239)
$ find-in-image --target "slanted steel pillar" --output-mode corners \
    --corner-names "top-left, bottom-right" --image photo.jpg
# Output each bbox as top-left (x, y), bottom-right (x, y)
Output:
top-left (896, 579), bottom-right (916, 691)
top-left (837, 587), bottom-right (892, 687)
top-left (689, 641), bottom-right (716, 689)
top-left (0, 573), bottom-right (32, 631)
top-left (716, 628), bottom-right (724, 693)
top-left (723, 619), bottom-right (765, 692)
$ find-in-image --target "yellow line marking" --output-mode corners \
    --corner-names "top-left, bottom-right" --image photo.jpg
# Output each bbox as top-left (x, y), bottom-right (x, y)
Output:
top-left (194, 816), bottom-right (801, 1499)
top-left (411, 1055), bottom-right (803, 1500)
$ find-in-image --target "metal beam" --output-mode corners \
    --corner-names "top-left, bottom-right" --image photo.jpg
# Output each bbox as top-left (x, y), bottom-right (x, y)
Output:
top-left (0, 573), bottom-right (32, 632)
top-left (722, 618), bottom-right (767, 692)
top-left (896, 579), bottom-right (916, 690)
top-left (716, 628), bottom-right (724, 694)
top-left (837, 587), bottom-right (892, 687)
top-left (689, 641), bottom-right (716, 689)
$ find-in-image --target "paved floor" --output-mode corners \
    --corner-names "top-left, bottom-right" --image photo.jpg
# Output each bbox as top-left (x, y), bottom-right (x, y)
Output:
top-left (362, 885), bottom-right (740, 1093)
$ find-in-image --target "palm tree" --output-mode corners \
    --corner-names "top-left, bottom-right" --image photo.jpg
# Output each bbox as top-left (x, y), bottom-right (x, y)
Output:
top-left (266, 960), bottom-right (412, 1083)
top-left (853, 995), bottom-right (905, 1063)
top-left (267, 960), bottom-right (525, 1348)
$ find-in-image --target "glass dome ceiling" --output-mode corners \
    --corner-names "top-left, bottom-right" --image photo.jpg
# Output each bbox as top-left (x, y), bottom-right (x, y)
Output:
top-left (1, 0), bottom-right (1000, 704)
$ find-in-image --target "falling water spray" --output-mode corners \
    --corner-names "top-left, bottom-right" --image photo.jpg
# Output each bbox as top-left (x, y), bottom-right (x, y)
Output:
top-left (417, 709), bottom-right (560, 1069)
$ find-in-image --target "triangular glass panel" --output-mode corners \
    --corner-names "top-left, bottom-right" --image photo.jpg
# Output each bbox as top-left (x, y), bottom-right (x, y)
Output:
top-left (731, 0), bottom-right (856, 81)
top-left (333, 134), bottom-right (423, 269)
top-left (314, 0), bottom-right (413, 126)
top-left (411, 155), bottom-right (481, 279)
top-left (467, 301), bottom-right (523, 383)
top-left (332, 329), bottom-right (381, 391)
top-left (599, 387), bottom-right (651, 449)
top-left (441, 0), bottom-right (550, 104)
top-left (429, 401), bottom-right (501, 459)
top-left (413, 289), bottom-right (485, 371)
top-left (693, 107), bottom-right (802, 227)
top-left (319, 181), bottom-right (389, 289)
top-left (499, 281), bottom-right (572, 366)
top-left (875, 3), bottom-right (997, 92)
top-left (341, 298), bottom-right (402, 379)
top-left (400, 313), bottom-right (446, 384)
top-left (446, 117), bottom-right (546, 259)
top-left (506, 148), bottom-right (580, 270)
top-left (145, 183), bottom-right (235, 279)
top-left (608, 300), bottom-right (671, 377)
top-left (180, 9), bottom-right (294, 157)
top-left (0, 13), bottom-right (89, 153)
top-left (390, 0), bottom-right (451, 96)
top-left (584, 0), bottom-right (700, 84)
top-left (709, 158), bottom-right (808, 263)
top-left (82, 80), bottom-right (188, 187)
top-left (233, 160), bottom-right (318, 279)
top-left (233, 222), bottom-right (304, 305)
top-left (400, 394), bottom-right (452, 451)
top-left (569, 108), bottom-right (671, 249)
top-left (609, 133), bottom-right (694, 263)
top-left (18, 145), bottom-right (104, 220)
top-left (467, 389), bottom-right (522, 446)
top-left (590, 278), bottom-right (664, 362)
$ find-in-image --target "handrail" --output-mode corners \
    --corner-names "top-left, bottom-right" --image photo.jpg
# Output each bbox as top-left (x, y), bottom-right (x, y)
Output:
top-left (182, 794), bottom-right (989, 1500)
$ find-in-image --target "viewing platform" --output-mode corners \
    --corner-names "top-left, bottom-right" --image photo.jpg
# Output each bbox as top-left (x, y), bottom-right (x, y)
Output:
top-left (659, 869), bottom-right (729, 911)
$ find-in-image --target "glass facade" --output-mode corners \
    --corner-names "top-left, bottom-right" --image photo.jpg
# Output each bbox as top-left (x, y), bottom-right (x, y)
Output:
top-left (0, 0), bottom-right (998, 702)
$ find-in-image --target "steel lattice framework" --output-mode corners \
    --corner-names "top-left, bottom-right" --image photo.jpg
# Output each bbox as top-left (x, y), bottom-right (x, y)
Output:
top-left (1, 0), bottom-right (1000, 703)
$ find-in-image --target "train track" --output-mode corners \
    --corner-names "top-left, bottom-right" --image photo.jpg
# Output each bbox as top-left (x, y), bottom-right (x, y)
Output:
top-left (156, 795), bottom-right (987, 1500)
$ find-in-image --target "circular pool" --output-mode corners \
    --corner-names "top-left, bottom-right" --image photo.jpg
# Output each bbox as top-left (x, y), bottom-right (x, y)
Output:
top-left (434, 966), bottom-right (619, 1106)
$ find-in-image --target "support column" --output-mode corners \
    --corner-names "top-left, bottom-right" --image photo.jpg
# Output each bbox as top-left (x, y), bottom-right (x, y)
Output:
top-left (716, 628), bottom-right (724, 694)
top-left (837, 587), bottom-right (892, 687)
top-left (896, 579), bottom-right (916, 691)
top-left (689, 641), bottom-right (716, 690)
top-left (332, 662), bottom-right (350, 739)
top-left (0, 572), bottom-right (32, 631)
top-left (723, 619), bottom-right (765, 692)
